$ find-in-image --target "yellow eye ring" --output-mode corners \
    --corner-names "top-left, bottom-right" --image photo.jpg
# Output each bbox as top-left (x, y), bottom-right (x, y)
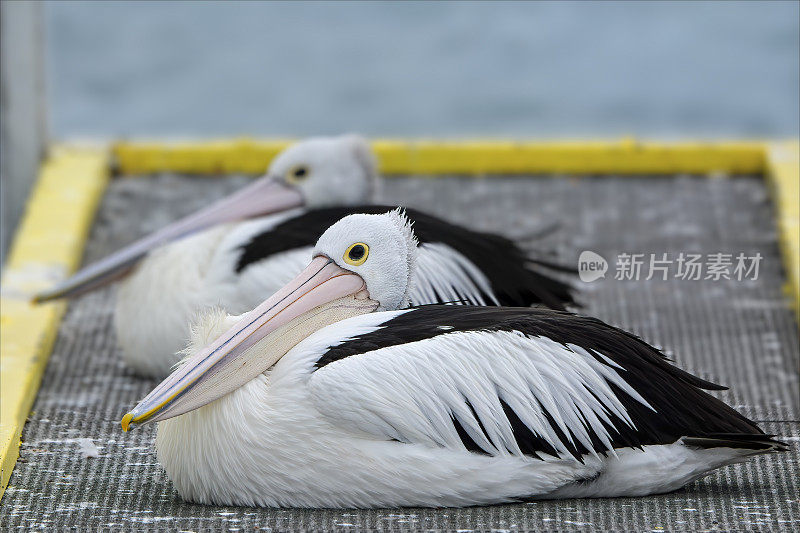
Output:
top-left (286, 165), bottom-right (309, 184)
top-left (343, 242), bottom-right (369, 266)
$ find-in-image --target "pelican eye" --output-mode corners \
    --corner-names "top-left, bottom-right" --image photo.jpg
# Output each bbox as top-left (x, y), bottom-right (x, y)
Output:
top-left (344, 243), bottom-right (369, 266)
top-left (286, 165), bottom-right (309, 183)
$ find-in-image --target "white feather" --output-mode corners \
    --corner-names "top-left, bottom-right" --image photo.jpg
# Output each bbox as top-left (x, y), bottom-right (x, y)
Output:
top-left (412, 242), bottom-right (496, 305)
top-left (114, 214), bottom-right (298, 377)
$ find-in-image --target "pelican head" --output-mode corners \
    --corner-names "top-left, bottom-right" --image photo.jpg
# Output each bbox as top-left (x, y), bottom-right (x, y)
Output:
top-left (267, 134), bottom-right (377, 208)
top-left (121, 209), bottom-right (416, 431)
top-left (32, 134), bottom-right (377, 303)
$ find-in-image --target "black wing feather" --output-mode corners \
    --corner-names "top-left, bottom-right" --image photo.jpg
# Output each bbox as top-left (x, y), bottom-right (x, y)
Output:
top-left (235, 205), bottom-right (578, 310)
top-left (316, 306), bottom-right (778, 457)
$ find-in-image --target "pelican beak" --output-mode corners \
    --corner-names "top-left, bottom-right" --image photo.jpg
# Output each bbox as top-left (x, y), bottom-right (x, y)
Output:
top-left (32, 177), bottom-right (304, 303)
top-left (120, 255), bottom-right (376, 431)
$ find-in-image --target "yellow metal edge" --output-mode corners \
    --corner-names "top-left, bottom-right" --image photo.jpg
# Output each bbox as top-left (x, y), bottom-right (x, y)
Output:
top-left (113, 138), bottom-right (767, 176)
top-left (766, 141), bottom-right (800, 320)
top-left (0, 145), bottom-right (110, 500)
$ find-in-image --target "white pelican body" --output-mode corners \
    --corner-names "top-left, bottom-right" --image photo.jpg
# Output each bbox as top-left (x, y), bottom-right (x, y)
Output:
top-left (124, 211), bottom-right (785, 508)
top-left (116, 214), bottom-right (307, 376)
top-left (156, 309), bottom-right (774, 508)
top-left (35, 136), bottom-right (575, 378)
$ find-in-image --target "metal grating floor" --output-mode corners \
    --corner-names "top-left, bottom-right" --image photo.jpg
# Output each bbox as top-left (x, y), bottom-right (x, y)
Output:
top-left (1, 174), bottom-right (798, 531)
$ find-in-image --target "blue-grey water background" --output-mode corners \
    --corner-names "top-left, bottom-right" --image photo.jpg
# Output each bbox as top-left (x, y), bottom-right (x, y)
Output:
top-left (47, 1), bottom-right (798, 139)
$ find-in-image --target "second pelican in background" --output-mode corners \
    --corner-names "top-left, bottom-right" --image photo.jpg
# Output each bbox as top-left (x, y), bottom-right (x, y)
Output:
top-left (35, 135), bottom-right (576, 377)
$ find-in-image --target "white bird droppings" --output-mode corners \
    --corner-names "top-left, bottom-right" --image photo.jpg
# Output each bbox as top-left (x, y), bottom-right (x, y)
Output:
top-left (74, 438), bottom-right (100, 458)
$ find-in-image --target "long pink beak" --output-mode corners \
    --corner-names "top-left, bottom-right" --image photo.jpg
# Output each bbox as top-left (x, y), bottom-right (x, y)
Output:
top-left (121, 256), bottom-right (375, 431)
top-left (32, 177), bottom-right (304, 303)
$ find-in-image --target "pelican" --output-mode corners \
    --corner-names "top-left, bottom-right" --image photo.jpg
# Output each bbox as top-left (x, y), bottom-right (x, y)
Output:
top-left (122, 210), bottom-right (785, 509)
top-left (34, 135), bottom-right (576, 378)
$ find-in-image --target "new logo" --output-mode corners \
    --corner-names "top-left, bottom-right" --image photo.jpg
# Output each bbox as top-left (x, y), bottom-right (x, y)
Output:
top-left (578, 251), bottom-right (608, 282)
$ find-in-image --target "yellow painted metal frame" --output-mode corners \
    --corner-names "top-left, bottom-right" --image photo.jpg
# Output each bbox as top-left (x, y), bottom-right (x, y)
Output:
top-left (766, 141), bottom-right (800, 314)
top-left (0, 146), bottom-right (110, 499)
top-left (115, 138), bottom-right (766, 176)
top-left (0, 138), bottom-right (797, 501)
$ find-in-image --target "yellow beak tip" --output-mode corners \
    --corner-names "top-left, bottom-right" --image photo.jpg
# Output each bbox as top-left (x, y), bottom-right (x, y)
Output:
top-left (120, 413), bottom-right (133, 432)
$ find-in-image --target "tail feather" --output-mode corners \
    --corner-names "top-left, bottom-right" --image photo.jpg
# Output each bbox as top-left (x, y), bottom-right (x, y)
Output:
top-left (682, 433), bottom-right (788, 452)
top-left (528, 258), bottom-right (579, 275)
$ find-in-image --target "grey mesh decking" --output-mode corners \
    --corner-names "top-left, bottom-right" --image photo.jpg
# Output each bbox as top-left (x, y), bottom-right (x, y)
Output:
top-left (1, 174), bottom-right (798, 531)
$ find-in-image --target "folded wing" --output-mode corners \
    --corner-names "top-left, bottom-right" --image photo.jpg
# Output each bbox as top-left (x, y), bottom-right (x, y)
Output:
top-left (307, 307), bottom-right (765, 461)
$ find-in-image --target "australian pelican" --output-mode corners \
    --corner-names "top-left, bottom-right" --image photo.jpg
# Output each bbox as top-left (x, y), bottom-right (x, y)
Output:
top-left (34, 135), bottom-right (576, 377)
top-left (122, 210), bottom-right (785, 508)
